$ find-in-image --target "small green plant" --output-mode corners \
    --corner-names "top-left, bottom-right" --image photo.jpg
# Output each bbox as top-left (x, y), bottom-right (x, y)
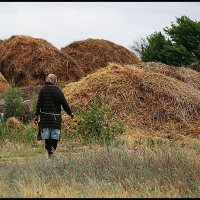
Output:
top-left (29, 93), bottom-right (38, 118)
top-left (22, 93), bottom-right (38, 124)
top-left (74, 98), bottom-right (124, 146)
top-left (4, 82), bottom-right (23, 120)
top-left (0, 122), bottom-right (37, 145)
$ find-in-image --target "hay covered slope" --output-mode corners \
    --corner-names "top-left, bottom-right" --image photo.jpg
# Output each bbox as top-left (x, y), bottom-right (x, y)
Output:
top-left (62, 38), bottom-right (141, 76)
top-left (63, 63), bottom-right (200, 130)
top-left (136, 62), bottom-right (200, 90)
top-left (0, 35), bottom-right (84, 86)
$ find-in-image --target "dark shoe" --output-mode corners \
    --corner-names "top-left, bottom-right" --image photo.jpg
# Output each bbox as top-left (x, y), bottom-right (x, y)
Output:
top-left (48, 148), bottom-right (56, 159)
top-left (47, 150), bottom-right (52, 159)
top-left (48, 153), bottom-right (53, 159)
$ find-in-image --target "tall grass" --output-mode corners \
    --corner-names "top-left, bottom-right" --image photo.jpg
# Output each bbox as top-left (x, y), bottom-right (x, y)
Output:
top-left (1, 98), bottom-right (200, 197)
top-left (0, 122), bottom-right (45, 160)
top-left (0, 122), bottom-right (37, 145)
top-left (1, 142), bottom-right (200, 198)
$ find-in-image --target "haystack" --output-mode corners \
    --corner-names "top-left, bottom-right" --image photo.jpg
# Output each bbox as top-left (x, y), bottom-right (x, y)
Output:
top-left (61, 38), bottom-right (141, 76)
top-left (0, 72), bottom-right (9, 92)
top-left (63, 63), bottom-right (200, 137)
top-left (136, 62), bottom-right (200, 90)
top-left (0, 35), bottom-right (84, 86)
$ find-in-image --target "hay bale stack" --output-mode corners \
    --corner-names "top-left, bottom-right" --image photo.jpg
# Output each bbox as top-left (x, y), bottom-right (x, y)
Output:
top-left (63, 63), bottom-right (200, 135)
top-left (0, 35), bottom-right (84, 86)
top-left (0, 72), bottom-right (9, 92)
top-left (136, 62), bottom-right (200, 90)
top-left (62, 38), bottom-right (141, 76)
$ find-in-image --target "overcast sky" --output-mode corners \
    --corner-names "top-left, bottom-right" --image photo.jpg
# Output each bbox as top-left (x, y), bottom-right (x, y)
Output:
top-left (0, 2), bottom-right (199, 50)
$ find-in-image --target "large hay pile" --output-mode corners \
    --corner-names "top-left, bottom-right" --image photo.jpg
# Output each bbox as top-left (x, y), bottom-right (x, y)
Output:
top-left (0, 72), bottom-right (9, 92)
top-left (61, 38), bottom-right (141, 76)
top-left (136, 62), bottom-right (200, 90)
top-left (0, 35), bottom-right (84, 86)
top-left (63, 62), bottom-right (200, 137)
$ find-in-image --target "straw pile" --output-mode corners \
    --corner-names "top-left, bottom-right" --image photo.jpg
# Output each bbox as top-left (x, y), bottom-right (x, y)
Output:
top-left (0, 35), bottom-right (84, 86)
top-left (0, 72), bottom-right (9, 92)
top-left (135, 62), bottom-right (200, 90)
top-left (63, 62), bottom-right (200, 137)
top-left (62, 38), bottom-right (141, 76)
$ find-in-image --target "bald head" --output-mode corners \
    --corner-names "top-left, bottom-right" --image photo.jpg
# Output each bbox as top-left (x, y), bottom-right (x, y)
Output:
top-left (45, 73), bottom-right (57, 85)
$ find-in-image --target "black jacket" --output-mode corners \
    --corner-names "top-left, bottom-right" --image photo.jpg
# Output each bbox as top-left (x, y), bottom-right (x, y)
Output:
top-left (35, 83), bottom-right (72, 129)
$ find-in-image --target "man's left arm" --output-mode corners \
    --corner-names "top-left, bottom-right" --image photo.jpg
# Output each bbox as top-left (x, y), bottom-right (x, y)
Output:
top-left (59, 91), bottom-right (74, 118)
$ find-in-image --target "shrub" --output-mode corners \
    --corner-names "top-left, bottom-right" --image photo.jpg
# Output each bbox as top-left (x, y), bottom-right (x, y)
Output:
top-left (74, 98), bottom-right (124, 146)
top-left (3, 82), bottom-right (23, 120)
top-left (0, 122), bottom-right (37, 145)
top-left (22, 93), bottom-right (38, 124)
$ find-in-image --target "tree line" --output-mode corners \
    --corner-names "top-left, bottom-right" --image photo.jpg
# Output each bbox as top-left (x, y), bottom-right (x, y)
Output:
top-left (131, 16), bottom-right (200, 66)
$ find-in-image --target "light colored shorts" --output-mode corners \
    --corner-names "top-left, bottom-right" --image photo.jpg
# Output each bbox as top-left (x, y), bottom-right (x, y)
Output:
top-left (41, 128), bottom-right (61, 140)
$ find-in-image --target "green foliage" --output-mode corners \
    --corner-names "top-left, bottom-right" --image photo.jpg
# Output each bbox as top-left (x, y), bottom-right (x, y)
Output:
top-left (3, 82), bottom-right (23, 120)
top-left (163, 43), bottom-right (195, 66)
top-left (140, 31), bottom-right (171, 62)
top-left (0, 122), bottom-right (37, 145)
top-left (74, 98), bottom-right (124, 146)
top-left (22, 93), bottom-right (38, 124)
top-left (131, 16), bottom-right (200, 66)
top-left (164, 16), bottom-right (200, 62)
top-left (29, 94), bottom-right (38, 118)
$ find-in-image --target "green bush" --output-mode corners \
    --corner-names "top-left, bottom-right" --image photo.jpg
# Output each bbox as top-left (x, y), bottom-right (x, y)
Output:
top-left (74, 98), bottom-right (124, 146)
top-left (0, 122), bottom-right (37, 145)
top-left (3, 82), bottom-right (23, 120)
top-left (21, 93), bottom-right (38, 124)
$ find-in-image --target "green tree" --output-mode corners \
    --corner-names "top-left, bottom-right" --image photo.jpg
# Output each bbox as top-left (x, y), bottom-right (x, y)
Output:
top-left (163, 43), bottom-right (195, 66)
top-left (140, 31), bottom-right (171, 62)
top-left (131, 16), bottom-right (200, 66)
top-left (164, 16), bottom-right (200, 62)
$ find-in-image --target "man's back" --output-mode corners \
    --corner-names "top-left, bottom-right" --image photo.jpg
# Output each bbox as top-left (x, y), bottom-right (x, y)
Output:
top-left (35, 83), bottom-right (72, 129)
top-left (39, 85), bottom-right (63, 114)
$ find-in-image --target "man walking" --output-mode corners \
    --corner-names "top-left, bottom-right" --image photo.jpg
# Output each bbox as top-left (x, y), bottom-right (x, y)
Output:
top-left (34, 73), bottom-right (74, 158)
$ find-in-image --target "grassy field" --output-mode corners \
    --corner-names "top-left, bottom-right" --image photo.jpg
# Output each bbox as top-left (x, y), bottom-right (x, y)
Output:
top-left (1, 123), bottom-right (200, 198)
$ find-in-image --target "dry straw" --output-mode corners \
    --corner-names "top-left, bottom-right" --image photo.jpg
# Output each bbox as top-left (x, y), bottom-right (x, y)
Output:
top-left (0, 37), bottom-right (141, 87)
top-left (136, 62), bottom-right (200, 90)
top-left (0, 35), bottom-right (84, 86)
top-left (62, 38), bottom-right (141, 77)
top-left (63, 62), bottom-right (200, 137)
